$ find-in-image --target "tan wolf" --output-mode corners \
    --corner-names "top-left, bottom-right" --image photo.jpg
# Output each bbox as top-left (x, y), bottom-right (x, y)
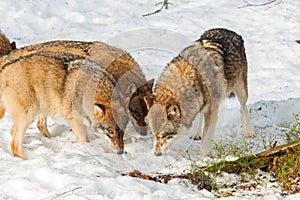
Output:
top-left (0, 51), bottom-right (138, 159)
top-left (0, 40), bottom-right (154, 136)
top-left (145, 28), bottom-right (255, 156)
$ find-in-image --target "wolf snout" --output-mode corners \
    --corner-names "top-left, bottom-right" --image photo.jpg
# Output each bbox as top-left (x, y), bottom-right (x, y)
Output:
top-left (134, 125), bottom-right (148, 136)
top-left (140, 131), bottom-right (147, 136)
top-left (117, 149), bottom-right (124, 154)
top-left (154, 151), bottom-right (162, 156)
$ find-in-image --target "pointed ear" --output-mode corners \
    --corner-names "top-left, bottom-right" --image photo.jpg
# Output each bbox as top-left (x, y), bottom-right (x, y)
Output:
top-left (10, 41), bottom-right (16, 50)
top-left (94, 104), bottom-right (105, 119)
top-left (167, 104), bottom-right (181, 121)
top-left (145, 78), bottom-right (154, 92)
top-left (135, 79), bottom-right (155, 96)
top-left (144, 95), bottom-right (153, 110)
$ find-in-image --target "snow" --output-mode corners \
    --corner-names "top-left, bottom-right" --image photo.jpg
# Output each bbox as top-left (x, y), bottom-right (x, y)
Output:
top-left (0, 0), bottom-right (300, 199)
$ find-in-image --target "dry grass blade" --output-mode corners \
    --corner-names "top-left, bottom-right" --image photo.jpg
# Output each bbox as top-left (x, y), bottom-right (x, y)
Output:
top-left (238, 0), bottom-right (278, 8)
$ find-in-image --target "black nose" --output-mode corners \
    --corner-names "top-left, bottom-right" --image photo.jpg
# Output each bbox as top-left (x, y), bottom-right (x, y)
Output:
top-left (139, 130), bottom-right (148, 136)
top-left (154, 151), bottom-right (162, 156)
top-left (117, 149), bottom-right (124, 154)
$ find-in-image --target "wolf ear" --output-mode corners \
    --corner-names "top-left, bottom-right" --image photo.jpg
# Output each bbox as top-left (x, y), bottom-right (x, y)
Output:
top-left (140, 79), bottom-right (155, 110)
top-left (10, 41), bottom-right (16, 50)
top-left (94, 104), bottom-right (105, 119)
top-left (167, 104), bottom-right (181, 121)
top-left (144, 78), bottom-right (154, 92)
top-left (135, 79), bottom-right (155, 96)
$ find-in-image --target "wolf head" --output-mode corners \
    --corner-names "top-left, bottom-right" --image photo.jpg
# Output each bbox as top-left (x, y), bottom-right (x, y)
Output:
top-left (93, 101), bottom-right (126, 154)
top-left (128, 79), bottom-right (154, 136)
top-left (145, 102), bottom-right (182, 156)
top-left (144, 59), bottom-right (202, 156)
top-left (92, 78), bottom-right (154, 153)
top-left (74, 60), bottom-right (128, 154)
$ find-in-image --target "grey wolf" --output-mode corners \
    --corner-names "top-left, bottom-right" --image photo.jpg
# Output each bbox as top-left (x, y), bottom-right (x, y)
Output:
top-left (0, 51), bottom-right (135, 159)
top-left (0, 40), bottom-right (153, 136)
top-left (145, 28), bottom-right (255, 156)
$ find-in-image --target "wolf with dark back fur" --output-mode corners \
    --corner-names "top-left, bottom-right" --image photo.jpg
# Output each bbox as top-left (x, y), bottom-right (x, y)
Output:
top-left (145, 28), bottom-right (254, 156)
top-left (0, 40), bottom-right (153, 137)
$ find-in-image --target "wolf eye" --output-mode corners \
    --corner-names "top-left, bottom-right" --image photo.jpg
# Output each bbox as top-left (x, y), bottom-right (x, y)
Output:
top-left (131, 111), bottom-right (140, 120)
top-left (134, 112), bottom-right (140, 119)
top-left (160, 134), bottom-right (168, 139)
top-left (158, 134), bottom-right (173, 140)
top-left (164, 135), bottom-right (174, 139)
top-left (159, 132), bottom-right (175, 139)
top-left (106, 129), bottom-right (115, 137)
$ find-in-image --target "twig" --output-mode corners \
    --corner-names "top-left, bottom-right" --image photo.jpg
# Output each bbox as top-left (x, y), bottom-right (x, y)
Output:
top-left (51, 187), bottom-right (82, 200)
top-left (143, 0), bottom-right (173, 17)
top-left (238, 0), bottom-right (278, 8)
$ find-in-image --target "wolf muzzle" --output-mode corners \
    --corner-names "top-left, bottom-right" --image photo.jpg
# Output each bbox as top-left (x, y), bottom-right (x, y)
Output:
top-left (117, 149), bottom-right (124, 154)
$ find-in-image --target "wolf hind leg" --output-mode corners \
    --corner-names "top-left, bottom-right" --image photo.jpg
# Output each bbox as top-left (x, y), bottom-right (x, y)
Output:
top-left (37, 114), bottom-right (51, 138)
top-left (233, 80), bottom-right (254, 138)
top-left (200, 108), bottom-right (218, 156)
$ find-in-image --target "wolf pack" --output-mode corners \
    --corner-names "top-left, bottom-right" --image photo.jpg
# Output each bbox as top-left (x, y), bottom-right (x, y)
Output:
top-left (0, 28), bottom-right (255, 159)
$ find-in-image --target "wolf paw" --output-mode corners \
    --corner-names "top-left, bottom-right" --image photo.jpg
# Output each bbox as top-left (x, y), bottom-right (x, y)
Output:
top-left (13, 151), bottom-right (27, 160)
top-left (244, 130), bottom-right (255, 138)
top-left (190, 136), bottom-right (201, 140)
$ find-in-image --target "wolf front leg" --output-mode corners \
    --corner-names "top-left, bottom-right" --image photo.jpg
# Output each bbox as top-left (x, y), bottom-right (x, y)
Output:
top-left (10, 114), bottom-right (34, 160)
top-left (190, 113), bottom-right (203, 140)
top-left (200, 108), bottom-right (219, 156)
top-left (68, 115), bottom-right (89, 142)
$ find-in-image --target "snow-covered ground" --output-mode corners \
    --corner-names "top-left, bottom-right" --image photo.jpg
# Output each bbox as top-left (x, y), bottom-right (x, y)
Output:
top-left (0, 0), bottom-right (300, 199)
